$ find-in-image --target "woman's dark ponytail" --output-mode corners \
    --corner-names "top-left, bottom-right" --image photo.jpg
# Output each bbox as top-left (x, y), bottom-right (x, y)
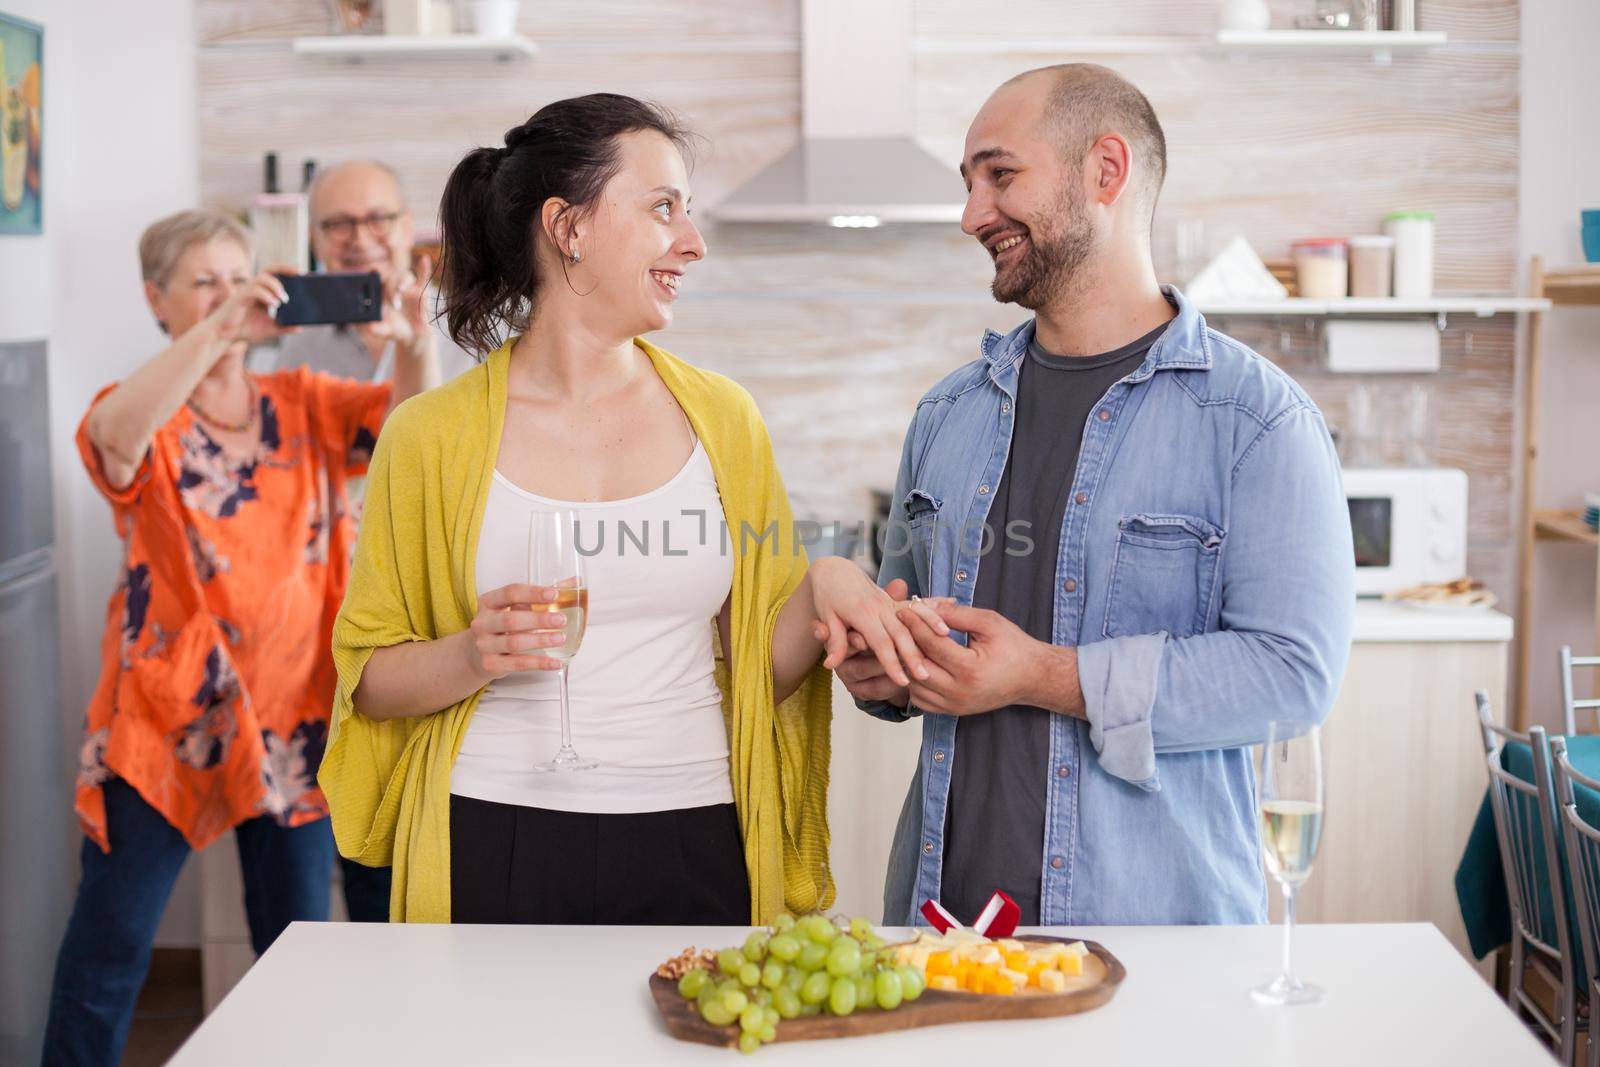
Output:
top-left (437, 146), bottom-right (514, 356)
top-left (436, 94), bottom-right (696, 356)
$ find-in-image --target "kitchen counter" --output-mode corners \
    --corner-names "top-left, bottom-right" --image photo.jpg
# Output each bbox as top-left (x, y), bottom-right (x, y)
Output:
top-left (168, 922), bottom-right (1547, 1065)
top-left (1352, 598), bottom-right (1514, 642)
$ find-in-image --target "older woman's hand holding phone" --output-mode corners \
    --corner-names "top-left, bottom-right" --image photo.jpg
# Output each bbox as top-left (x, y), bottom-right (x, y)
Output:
top-left (210, 266), bottom-right (299, 344)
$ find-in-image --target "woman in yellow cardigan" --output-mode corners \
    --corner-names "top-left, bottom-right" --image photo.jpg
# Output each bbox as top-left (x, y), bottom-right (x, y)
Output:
top-left (320, 94), bottom-right (942, 924)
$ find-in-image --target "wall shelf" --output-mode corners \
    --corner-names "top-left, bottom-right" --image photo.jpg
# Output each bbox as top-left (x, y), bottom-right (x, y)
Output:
top-left (1214, 29), bottom-right (1447, 63)
top-left (1535, 510), bottom-right (1600, 547)
top-left (917, 30), bottom-right (1450, 62)
top-left (1541, 266), bottom-right (1600, 306)
top-left (1198, 296), bottom-right (1549, 318)
top-left (290, 35), bottom-right (538, 61)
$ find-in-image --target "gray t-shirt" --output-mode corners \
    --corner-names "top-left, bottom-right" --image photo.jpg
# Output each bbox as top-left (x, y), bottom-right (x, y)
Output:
top-left (939, 321), bottom-right (1165, 925)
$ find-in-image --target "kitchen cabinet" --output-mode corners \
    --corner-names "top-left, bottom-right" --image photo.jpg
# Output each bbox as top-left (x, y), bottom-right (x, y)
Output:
top-left (1274, 601), bottom-right (1512, 977)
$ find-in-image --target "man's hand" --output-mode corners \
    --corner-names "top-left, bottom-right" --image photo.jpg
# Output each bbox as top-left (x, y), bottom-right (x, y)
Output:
top-left (896, 602), bottom-right (1083, 718)
top-left (365, 254), bottom-right (436, 357)
top-left (834, 647), bottom-right (913, 708)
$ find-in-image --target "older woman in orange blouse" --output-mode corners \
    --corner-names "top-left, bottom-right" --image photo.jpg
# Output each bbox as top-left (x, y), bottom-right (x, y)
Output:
top-left (42, 210), bottom-right (436, 1067)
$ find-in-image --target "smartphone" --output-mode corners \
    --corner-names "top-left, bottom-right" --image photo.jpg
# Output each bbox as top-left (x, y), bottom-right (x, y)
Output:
top-left (272, 271), bottom-right (383, 327)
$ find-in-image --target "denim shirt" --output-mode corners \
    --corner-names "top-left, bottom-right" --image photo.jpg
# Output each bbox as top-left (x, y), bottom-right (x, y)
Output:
top-left (865, 288), bottom-right (1354, 927)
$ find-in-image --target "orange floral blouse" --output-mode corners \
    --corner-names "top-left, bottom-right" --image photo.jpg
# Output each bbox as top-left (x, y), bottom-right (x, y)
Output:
top-left (74, 368), bottom-right (391, 852)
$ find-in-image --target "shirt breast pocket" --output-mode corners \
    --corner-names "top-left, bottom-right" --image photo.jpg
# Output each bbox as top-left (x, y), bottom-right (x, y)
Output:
top-left (1102, 513), bottom-right (1225, 640)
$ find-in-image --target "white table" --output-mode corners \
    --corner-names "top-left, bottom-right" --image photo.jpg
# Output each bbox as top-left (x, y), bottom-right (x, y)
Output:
top-left (169, 922), bottom-right (1551, 1066)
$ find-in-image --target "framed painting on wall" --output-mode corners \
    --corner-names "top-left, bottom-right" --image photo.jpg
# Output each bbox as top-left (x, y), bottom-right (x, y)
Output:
top-left (0, 12), bottom-right (42, 235)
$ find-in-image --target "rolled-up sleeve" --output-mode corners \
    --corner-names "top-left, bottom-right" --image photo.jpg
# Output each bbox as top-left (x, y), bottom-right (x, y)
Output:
top-left (1078, 403), bottom-right (1355, 790)
top-left (76, 384), bottom-right (152, 514)
top-left (856, 412), bottom-right (921, 725)
top-left (1077, 632), bottom-right (1167, 789)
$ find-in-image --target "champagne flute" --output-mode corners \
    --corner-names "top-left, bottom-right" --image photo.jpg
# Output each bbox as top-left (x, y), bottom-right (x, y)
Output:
top-left (528, 509), bottom-right (595, 773)
top-left (1252, 720), bottom-right (1325, 1005)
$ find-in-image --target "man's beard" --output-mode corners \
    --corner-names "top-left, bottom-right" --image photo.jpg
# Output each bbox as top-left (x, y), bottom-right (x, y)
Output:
top-left (990, 184), bottom-right (1096, 310)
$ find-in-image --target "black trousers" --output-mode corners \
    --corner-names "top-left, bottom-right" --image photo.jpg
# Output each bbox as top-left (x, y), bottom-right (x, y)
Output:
top-left (449, 794), bottom-right (751, 924)
top-left (338, 856), bottom-right (392, 923)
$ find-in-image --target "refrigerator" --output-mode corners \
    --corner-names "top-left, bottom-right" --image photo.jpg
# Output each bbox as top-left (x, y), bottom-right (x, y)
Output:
top-left (0, 339), bottom-right (74, 1067)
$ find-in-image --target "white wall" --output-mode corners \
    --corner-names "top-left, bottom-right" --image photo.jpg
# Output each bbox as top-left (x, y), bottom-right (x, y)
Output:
top-left (1520, 0), bottom-right (1600, 731)
top-left (0, 0), bottom-right (202, 948)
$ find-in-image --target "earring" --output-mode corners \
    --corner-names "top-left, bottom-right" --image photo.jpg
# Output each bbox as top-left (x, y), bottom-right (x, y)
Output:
top-left (570, 247), bottom-right (581, 264)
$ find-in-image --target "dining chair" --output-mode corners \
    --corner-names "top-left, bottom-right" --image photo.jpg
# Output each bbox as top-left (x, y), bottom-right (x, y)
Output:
top-left (1562, 647), bottom-right (1600, 737)
top-left (1478, 690), bottom-right (1580, 1063)
top-left (1554, 736), bottom-right (1600, 1067)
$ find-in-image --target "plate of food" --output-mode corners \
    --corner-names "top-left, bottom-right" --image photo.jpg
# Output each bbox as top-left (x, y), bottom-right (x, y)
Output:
top-left (1383, 577), bottom-right (1497, 612)
top-left (650, 915), bottom-right (1125, 1053)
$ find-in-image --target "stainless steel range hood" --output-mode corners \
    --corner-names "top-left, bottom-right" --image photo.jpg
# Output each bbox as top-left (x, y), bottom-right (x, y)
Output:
top-left (711, 0), bottom-right (964, 227)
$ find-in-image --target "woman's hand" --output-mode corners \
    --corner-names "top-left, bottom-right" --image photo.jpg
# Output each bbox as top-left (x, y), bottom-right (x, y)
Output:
top-left (810, 577), bottom-right (954, 698)
top-left (356, 584), bottom-right (571, 722)
top-left (205, 267), bottom-right (296, 347)
top-left (465, 583), bottom-right (572, 681)
top-left (806, 559), bottom-right (952, 687)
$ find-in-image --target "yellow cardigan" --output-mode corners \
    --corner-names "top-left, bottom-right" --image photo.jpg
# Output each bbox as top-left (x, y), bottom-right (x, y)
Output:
top-left (319, 338), bottom-right (834, 923)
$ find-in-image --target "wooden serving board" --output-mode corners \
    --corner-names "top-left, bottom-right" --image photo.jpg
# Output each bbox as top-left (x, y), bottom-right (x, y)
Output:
top-left (650, 936), bottom-right (1125, 1048)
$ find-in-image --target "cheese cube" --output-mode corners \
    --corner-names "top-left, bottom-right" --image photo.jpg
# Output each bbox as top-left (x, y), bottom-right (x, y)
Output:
top-left (1057, 953), bottom-right (1084, 977)
top-left (1038, 970), bottom-right (1067, 993)
top-left (929, 975), bottom-right (959, 992)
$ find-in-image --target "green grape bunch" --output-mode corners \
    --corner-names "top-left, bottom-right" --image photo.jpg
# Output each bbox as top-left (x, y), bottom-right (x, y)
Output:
top-left (673, 914), bottom-right (926, 1054)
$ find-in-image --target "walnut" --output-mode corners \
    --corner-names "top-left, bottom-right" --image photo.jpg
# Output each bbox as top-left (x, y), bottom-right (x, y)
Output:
top-left (656, 946), bottom-right (717, 980)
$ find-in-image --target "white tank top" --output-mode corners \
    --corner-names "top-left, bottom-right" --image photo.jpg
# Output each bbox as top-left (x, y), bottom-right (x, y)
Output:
top-left (451, 440), bottom-right (736, 813)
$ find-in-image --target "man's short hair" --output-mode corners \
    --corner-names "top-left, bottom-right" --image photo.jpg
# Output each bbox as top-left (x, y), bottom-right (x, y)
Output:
top-left (138, 209), bottom-right (254, 289)
top-left (1014, 63), bottom-right (1167, 217)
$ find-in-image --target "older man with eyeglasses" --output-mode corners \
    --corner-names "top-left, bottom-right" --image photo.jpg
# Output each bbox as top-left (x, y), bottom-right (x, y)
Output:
top-left (257, 160), bottom-right (473, 385)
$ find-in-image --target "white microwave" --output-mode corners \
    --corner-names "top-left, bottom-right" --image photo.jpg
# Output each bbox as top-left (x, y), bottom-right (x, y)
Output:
top-left (1341, 467), bottom-right (1468, 597)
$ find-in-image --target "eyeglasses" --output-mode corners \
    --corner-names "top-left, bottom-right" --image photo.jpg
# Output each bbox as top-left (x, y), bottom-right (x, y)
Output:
top-left (316, 210), bottom-right (402, 241)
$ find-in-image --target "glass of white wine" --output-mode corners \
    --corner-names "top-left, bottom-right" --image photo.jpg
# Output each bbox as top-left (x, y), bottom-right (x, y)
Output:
top-left (1253, 720), bottom-right (1325, 1006)
top-left (528, 509), bottom-right (594, 773)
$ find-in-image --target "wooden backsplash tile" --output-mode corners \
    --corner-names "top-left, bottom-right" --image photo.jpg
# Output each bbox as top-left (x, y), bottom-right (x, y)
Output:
top-left (198, 0), bottom-right (799, 44)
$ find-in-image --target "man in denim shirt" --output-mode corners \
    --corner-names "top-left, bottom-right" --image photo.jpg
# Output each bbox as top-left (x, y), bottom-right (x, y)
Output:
top-left (834, 65), bottom-right (1354, 926)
